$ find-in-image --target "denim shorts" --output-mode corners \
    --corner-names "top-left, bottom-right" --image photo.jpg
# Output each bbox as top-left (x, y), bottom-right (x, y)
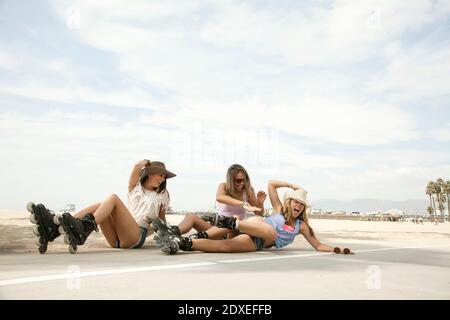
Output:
top-left (115, 227), bottom-right (147, 249)
top-left (251, 236), bottom-right (265, 251)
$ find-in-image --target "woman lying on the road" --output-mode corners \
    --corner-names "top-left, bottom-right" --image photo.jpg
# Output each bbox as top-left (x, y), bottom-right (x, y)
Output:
top-left (151, 180), bottom-right (352, 255)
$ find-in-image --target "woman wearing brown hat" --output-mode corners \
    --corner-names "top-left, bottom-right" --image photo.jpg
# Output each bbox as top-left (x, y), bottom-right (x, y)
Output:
top-left (151, 180), bottom-right (351, 255)
top-left (27, 159), bottom-right (176, 253)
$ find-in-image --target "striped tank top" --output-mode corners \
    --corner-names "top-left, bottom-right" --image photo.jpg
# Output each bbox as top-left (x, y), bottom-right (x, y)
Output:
top-left (265, 213), bottom-right (300, 248)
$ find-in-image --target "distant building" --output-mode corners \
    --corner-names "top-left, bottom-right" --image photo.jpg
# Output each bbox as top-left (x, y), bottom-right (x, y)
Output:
top-left (329, 211), bottom-right (346, 215)
top-left (58, 204), bottom-right (76, 213)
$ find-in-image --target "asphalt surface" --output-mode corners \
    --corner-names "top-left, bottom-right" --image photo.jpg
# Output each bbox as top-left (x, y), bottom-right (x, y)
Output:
top-left (1, 238), bottom-right (449, 299)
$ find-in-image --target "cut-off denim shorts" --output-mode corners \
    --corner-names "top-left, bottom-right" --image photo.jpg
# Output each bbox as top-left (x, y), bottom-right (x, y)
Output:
top-left (115, 227), bottom-right (147, 249)
top-left (251, 236), bottom-right (265, 251)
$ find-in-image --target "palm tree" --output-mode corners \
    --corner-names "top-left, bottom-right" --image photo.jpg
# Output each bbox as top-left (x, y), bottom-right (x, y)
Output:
top-left (426, 182), bottom-right (436, 220)
top-left (427, 206), bottom-right (433, 222)
top-left (436, 178), bottom-right (446, 222)
top-left (445, 180), bottom-right (450, 222)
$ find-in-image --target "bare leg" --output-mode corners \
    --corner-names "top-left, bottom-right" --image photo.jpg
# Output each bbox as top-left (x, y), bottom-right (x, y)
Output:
top-left (177, 213), bottom-right (212, 233)
top-left (92, 194), bottom-right (141, 248)
top-left (98, 216), bottom-right (119, 248)
top-left (235, 216), bottom-right (277, 244)
top-left (192, 234), bottom-right (257, 253)
top-left (204, 226), bottom-right (229, 240)
top-left (177, 214), bottom-right (228, 239)
top-left (72, 202), bottom-right (119, 248)
top-left (73, 203), bottom-right (101, 219)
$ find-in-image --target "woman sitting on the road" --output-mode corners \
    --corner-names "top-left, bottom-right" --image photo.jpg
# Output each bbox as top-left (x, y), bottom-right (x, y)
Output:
top-left (156, 164), bottom-right (266, 241)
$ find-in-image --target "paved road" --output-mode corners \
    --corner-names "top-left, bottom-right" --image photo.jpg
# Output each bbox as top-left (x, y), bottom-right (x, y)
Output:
top-left (1, 239), bottom-right (449, 299)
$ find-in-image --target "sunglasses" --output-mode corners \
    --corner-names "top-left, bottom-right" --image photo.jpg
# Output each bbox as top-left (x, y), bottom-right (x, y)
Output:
top-left (235, 178), bottom-right (245, 184)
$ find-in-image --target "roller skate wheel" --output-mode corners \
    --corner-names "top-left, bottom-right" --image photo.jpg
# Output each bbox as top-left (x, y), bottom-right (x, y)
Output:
top-left (26, 202), bottom-right (35, 213)
top-left (64, 234), bottom-right (70, 244)
top-left (53, 214), bottom-right (62, 225)
top-left (59, 225), bottom-right (66, 234)
top-left (151, 224), bottom-right (159, 233)
top-left (36, 237), bottom-right (44, 246)
top-left (32, 225), bottom-right (40, 235)
top-left (29, 214), bottom-right (37, 224)
top-left (169, 242), bottom-right (179, 255)
top-left (38, 245), bottom-right (47, 254)
top-left (69, 245), bottom-right (78, 254)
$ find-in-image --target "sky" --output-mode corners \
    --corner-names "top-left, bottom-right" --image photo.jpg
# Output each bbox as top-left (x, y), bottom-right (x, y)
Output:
top-left (1, 0), bottom-right (450, 212)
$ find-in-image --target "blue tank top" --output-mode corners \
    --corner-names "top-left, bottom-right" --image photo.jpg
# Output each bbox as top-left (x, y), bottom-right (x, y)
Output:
top-left (265, 213), bottom-right (300, 249)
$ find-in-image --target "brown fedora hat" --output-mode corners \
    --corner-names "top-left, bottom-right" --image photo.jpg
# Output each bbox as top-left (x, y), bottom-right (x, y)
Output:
top-left (143, 161), bottom-right (176, 179)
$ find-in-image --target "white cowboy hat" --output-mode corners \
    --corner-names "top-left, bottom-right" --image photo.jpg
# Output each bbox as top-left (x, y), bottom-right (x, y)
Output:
top-left (283, 188), bottom-right (310, 208)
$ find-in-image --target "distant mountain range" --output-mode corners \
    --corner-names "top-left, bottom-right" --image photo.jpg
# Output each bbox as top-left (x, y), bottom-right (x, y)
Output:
top-left (312, 199), bottom-right (429, 214)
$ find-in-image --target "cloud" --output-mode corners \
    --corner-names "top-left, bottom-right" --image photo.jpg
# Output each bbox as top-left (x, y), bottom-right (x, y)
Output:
top-left (0, 50), bottom-right (20, 70)
top-left (366, 39), bottom-right (450, 102)
top-left (145, 96), bottom-right (418, 145)
top-left (199, 0), bottom-right (450, 65)
top-left (1, 1), bottom-right (449, 211)
top-left (430, 123), bottom-right (450, 142)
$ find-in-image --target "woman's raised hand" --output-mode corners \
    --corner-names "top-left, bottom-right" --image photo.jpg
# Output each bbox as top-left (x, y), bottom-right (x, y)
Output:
top-left (136, 159), bottom-right (151, 168)
top-left (288, 183), bottom-right (300, 190)
top-left (257, 191), bottom-right (267, 205)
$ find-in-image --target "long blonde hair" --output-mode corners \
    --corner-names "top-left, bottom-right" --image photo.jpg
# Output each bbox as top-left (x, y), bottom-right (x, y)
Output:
top-left (225, 164), bottom-right (251, 200)
top-left (283, 199), bottom-right (314, 236)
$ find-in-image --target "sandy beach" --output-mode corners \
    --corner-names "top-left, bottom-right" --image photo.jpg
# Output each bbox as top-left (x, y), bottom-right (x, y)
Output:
top-left (1, 209), bottom-right (448, 253)
top-left (1, 209), bottom-right (449, 299)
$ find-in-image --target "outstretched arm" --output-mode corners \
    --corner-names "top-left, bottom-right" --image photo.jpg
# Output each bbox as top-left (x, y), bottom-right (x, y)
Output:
top-left (268, 180), bottom-right (300, 213)
top-left (216, 183), bottom-right (261, 213)
top-left (299, 222), bottom-right (335, 252)
top-left (128, 159), bottom-right (150, 192)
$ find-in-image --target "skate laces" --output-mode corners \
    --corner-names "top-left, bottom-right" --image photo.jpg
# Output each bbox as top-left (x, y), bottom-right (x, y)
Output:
top-left (82, 214), bottom-right (99, 232)
top-left (87, 214), bottom-right (99, 232)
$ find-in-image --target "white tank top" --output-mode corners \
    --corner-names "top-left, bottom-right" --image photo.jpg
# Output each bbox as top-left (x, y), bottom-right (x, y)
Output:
top-left (217, 193), bottom-right (248, 220)
top-left (127, 182), bottom-right (169, 236)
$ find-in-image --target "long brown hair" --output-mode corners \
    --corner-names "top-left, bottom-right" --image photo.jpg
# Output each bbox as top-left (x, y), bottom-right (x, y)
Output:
top-left (225, 164), bottom-right (251, 200)
top-left (283, 199), bottom-right (314, 236)
top-left (139, 167), bottom-right (168, 195)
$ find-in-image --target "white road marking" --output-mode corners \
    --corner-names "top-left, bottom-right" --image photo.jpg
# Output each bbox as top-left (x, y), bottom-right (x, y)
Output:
top-left (0, 262), bottom-right (216, 286)
top-left (1, 244), bottom-right (449, 287)
top-left (217, 243), bottom-right (450, 263)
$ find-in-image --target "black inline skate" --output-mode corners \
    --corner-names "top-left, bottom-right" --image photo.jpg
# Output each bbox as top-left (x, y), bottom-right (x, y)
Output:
top-left (27, 202), bottom-right (61, 254)
top-left (189, 231), bottom-right (208, 239)
top-left (150, 217), bottom-right (193, 254)
top-left (54, 212), bottom-right (98, 254)
top-left (149, 217), bottom-right (181, 236)
top-left (201, 213), bottom-right (237, 230)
